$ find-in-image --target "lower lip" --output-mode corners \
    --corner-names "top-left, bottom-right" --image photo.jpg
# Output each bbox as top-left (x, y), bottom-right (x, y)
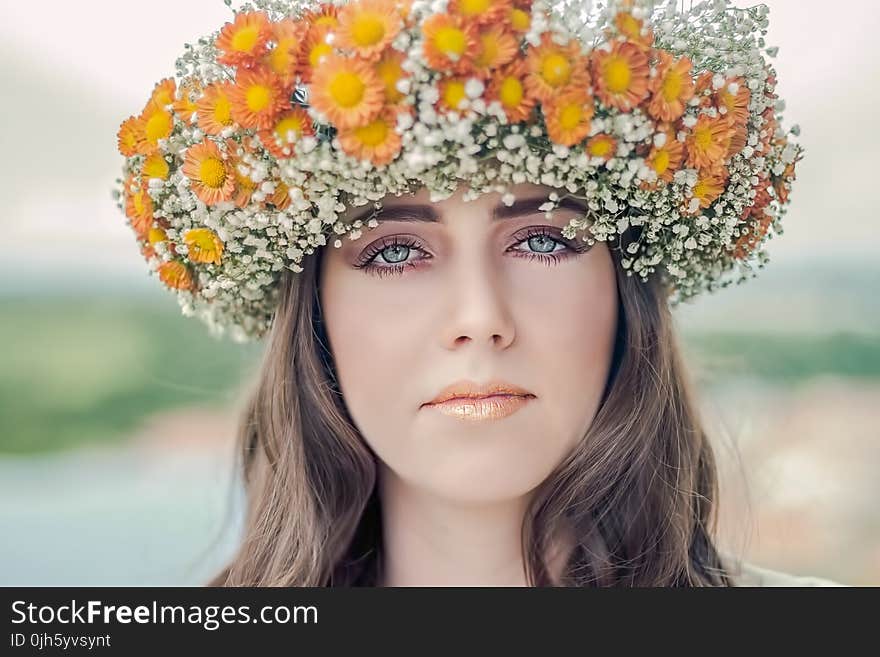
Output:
top-left (423, 394), bottom-right (534, 421)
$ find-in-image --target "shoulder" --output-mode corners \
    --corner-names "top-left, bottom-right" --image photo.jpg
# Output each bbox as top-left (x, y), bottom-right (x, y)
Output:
top-left (720, 553), bottom-right (846, 587)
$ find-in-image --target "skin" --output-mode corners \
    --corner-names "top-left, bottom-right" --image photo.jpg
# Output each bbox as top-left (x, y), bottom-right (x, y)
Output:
top-left (318, 182), bottom-right (619, 586)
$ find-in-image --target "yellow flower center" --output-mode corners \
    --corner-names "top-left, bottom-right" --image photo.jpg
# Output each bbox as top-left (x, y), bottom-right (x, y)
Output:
top-left (694, 125), bottom-right (712, 151)
top-left (309, 42), bottom-right (333, 67)
top-left (662, 71), bottom-right (683, 102)
top-left (354, 118), bottom-right (389, 146)
top-left (148, 226), bottom-right (167, 244)
top-left (377, 58), bottom-right (404, 102)
top-left (315, 16), bottom-right (338, 29)
top-left (145, 111), bottom-right (172, 142)
top-left (214, 95), bottom-right (233, 125)
top-left (435, 27), bottom-right (467, 58)
top-left (476, 34), bottom-right (500, 68)
top-left (246, 84), bottom-right (272, 112)
top-left (693, 179), bottom-right (709, 199)
top-left (231, 25), bottom-right (260, 53)
top-left (132, 190), bottom-right (147, 215)
top-left (499, 76), bottom-right (523, 107)
top-left (589, 138), bottom-right (612, 157)
top-left (143, 154), bottom-right (170, 179)
top-left (604, 56), bottom-right (632, 93)
top-left (269, 40), bottom-right (297, 76)
top-left (352, 14), bottom-right (386, 46)
top-left (442, 80), bottom-right (467, 109)
top-left (510, 9), bottom-right (530, 31)
top-left (652, 149), bottom-right (670, 174)
top-left (459, 0), bottom-right (490, 16)
top-left (329, 71), bottom-right (366, 107)
top-left (184, 228), bottom-right (223, 264)
top-left (559, 103), bottom-right (583, 130)
top-left (541, 53), bottom-right (571, 87)
top-left (274, 116), bottom-right (304, 142)
top-left (617, 13), bottom-right (641, 39)
top-left (199, 157), bottom-right (227, 189)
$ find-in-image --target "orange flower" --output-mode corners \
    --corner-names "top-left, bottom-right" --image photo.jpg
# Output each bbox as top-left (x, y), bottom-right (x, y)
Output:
top-left (258, 107), bottom-right (315, 159)
top-left (685, 168), bottom-right (728, 213)
top-left (773, 161), bottom-right (796, 204)
top-left (421, 12), bottom-right (480, 75)
top-left (524, 33), bottom-right (590, 104)
top-left (732, 214), bottom-right (772, 260)
top-left (184, 227), bottom-right (224, 265)
top-left (269, 180), bottom-right (292, 210)
top-left (646, 51), bottom-right (694, 122)
top-left (229, 66), bottom-right (289, 130)
top-left (437, 76), bottom-right (471, 113)
top-left (308, 53), bottom-right (385, 129)
top-left (158, 260), bottom-right (195, 291)
top-left (138, 101), bottom-right (174, 155)
top-left (182, 139), bottom-right (235, 205)
top-left (299, 24), bottom-right (336, 85)
top-left (472, 24), bottom-right (518, 78)
top-left (142, 152), bottom-right (170, 181)
top-left (301, 2), bottom-right (340, 30)
top-left (508, 5), bottom-right (531, 33)
top-left (375, 48), bottom-right (409, 106)
top-left (448, 0), bottom-right (512, 26)
top-left (123, 175), bottom-right (153, 238)
top-left (230, 157), bottom-right (260, 208)
top-left (152, 78), bottom-right (176, 107)
top-left (263, 18), bottom-right (307, 88)
top-left (613, 11), bottom-right (653, 50)
top-left (335, 0), bottom-right (403, 61)
top-left (215, 11), bottom-right (273, 68)
top-left (486, 60), bottom-right (536, 123)
top-left (173, 78), bottom-right (203, 123)
top-left (645, 131), bottom-right (684, 183)
top-left (715, 77), bottom-right (750, 127)
top-left (196, 82), bottom-right (236, 136)
top-left (585, 133), bottom-right (617, 161)
top-left (591, 40), bottom-right (649, 111)
top-left (117, 116), bottom-right (145, 157)
top-left (337, 106), bottom-right (403, 167)
top-left (542, 88), bottom-right (595, 147)
top-left (684, 114), bottom-right (735, 170)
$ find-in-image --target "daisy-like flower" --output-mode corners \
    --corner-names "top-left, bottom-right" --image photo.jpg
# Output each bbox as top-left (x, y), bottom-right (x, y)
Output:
top-left (196, 82), bottom-right (236, 136)
top-left (542, 88), bottom-right (595, 147)
top-left (137, 102), bottom-right (174, 155)
top-left (524, 32), bottom-right (590, 104)
top-left (591, 40), bottom-right (649, 112)
top-left (299, 24), bottom-right (336, 85)
top-left (337, 106), bottom-right (403, 167)
top-left (612, 11), bottom-right (654, 50)
top-left (117, 116), bottom-right (145, 157)
top-left (173, 78), bottom-right (203, 123)
top-left (148, 78), bottom-right (176, 112)
top-left (437, 76), bottom-right (470, 113)
top-left (309, 53), bottom-right (385, 130)
top-left (263, 18), bottom-right (307, 88)
top-left (645, 131), bottom-right (684, 183)
top-left (685, 167), bottom-right (728, 213)
top-left (585, 133), bottom-right (617, 161)
top-left (258, 107), bottom-right (315, 159)
top-left (421, 12), bottom-right (480, 76)
top-left (684, 113), bottom-right (735, 171)
top-left (715, 77), bottom-right (750, 127)
top-left (646, 51), bottom-right (694, 123)
top-left (335, 0), bottom-right (403, 62)
top-left (448, 0), bottom-right (512, 26)
top-left (184, 227), bottom-right (224, 265)
top-left (231, 158), bottom-right (260, 208)
top-left (229, 66), bottom-right (289, 131)
top-left (142, 152), bottom-right (170, 181)
top-left (472, 24), bottom-right (518, 78)
top-left (375, 48), bottom-right (409, 106)
top-left (269, 180), bottom-right (292, 210)
top-left (157, 260), bottom-right (194, 291)
top-left (486, 60), bottom-right (536, 123)
top-left (182, 139), bottom-right (235, 206)
top-left (301, 3), bottom-right (340, 31)
top-left (124, 176), bottom-right (153, 238)
top-left (215, 11), bottom-right (273, 68)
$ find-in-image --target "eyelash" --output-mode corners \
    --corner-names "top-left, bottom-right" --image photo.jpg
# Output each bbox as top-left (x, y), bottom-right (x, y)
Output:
top-left (352, 227), bottom-right (588, 278)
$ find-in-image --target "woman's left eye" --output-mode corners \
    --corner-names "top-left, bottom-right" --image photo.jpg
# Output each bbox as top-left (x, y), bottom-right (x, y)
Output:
top-left (354, 228), bottom-right (583, 278)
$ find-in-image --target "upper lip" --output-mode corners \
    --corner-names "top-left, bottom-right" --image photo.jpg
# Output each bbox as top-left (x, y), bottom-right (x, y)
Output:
top-left (423, 380), bottom-right (535, 406)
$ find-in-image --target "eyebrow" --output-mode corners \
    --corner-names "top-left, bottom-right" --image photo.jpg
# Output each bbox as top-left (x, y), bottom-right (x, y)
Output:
top-left (346, 195), bottom-right (589, 225)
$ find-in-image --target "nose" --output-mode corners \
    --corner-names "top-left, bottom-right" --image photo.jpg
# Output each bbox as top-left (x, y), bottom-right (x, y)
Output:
top-left (438, 249), bottom-right (516, 351)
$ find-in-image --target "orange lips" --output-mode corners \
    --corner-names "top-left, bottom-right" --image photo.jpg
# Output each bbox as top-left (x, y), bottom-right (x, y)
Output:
top-left (424, 393), bottom-right (534, 421)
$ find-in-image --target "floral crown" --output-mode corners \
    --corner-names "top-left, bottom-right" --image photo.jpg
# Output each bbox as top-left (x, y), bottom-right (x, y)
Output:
top-left (114, 0), bottom-right (802, 342)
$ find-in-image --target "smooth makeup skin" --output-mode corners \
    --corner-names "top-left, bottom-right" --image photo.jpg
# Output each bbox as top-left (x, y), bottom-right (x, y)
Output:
top-left (318, 182), bottom-right (618, 584)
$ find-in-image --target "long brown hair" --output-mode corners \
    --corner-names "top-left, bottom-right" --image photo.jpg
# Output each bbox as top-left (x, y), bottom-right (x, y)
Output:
top-left (207, 227), bottom-right (736, 586)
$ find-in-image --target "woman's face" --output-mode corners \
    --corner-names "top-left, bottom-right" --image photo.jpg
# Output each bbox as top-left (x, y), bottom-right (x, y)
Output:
top-left (319, 182), bottom-right (618, 504)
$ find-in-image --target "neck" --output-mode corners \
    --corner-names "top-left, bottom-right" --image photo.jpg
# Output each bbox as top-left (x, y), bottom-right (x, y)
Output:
top-left (377, 463), bottom-right (536, 587)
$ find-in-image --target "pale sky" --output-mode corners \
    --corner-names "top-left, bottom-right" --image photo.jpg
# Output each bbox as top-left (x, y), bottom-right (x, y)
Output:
top-left (1, 0), bottom-right (877, 286)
